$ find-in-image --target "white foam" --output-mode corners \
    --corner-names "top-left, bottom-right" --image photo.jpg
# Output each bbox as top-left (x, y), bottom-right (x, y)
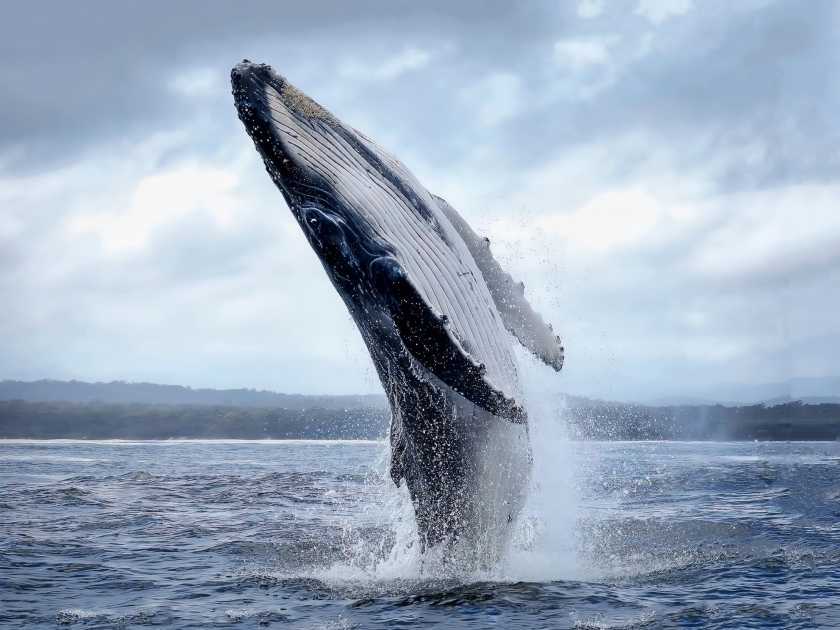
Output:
top-left (504, 347), bottom-right (582, 582)
top-left (305, 348), bottom-right (583, 586)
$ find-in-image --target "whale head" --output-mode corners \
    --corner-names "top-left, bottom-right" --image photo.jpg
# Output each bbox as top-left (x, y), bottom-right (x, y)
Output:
top-left (231, 60), bottom-right (532, 421)
top-left (231, 61), bottom-right (391, 294)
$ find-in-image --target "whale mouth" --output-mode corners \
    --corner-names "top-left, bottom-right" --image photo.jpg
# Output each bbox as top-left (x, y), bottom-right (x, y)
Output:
top-left (230, 61), bottom-right (315, 204)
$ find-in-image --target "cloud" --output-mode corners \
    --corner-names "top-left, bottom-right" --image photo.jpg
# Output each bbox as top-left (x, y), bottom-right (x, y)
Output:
top-left (745, 21), bottom-right (813, 66)
top-left (553, 37), bottom-right (614, 69)
top-left (577, 0), bottom-right (605, 19)
top-left (687, 184), bottom-right (840, 285)
top-left (70, 166), bottom-right (241, 253)
top-left (169, 68), bottom-right (228, 98)
top-left (635, 0), bottom-right (693, 24)
top-left (0, 115), bottom-right (379, 394)
top-left (338, 48), bottom-right (433, 82)
top-left (0, 1), bottom-right (530, 170)
top-left (465, 73), bottom-right (523, 126)
top-left (537, 188), bottom-right (693, 252)
top-left (418, 114), bottom-right (840, 401)
top-left (1, 0), bottom-right (839, 402)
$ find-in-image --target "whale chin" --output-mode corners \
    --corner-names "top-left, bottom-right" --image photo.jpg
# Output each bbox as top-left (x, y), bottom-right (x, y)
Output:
top-left (232, 60), bottom-right (563, 566)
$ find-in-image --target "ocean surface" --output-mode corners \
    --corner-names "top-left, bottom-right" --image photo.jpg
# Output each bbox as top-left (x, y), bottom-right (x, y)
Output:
top-left (2, 437), bottom-right (840, 629)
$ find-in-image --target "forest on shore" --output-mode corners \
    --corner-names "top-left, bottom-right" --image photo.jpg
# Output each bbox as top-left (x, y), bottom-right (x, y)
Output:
top-left (0, 401), bottom-right (389, 440)
top-left (1, 397), bottom-right (840, 441)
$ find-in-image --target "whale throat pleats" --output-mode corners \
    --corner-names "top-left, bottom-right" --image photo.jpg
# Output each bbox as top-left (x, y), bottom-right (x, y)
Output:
top-left (432, 195), bottom-right (564, 372)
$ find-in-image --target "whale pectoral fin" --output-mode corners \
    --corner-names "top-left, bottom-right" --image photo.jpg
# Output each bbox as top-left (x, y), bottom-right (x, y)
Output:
top-left (432, 195), bottom-right (564, 372)
top-left (370, 257), bottom-right (525, 422)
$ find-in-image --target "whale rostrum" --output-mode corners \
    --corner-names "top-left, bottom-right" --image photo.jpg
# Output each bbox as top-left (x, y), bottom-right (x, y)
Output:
top-left (231, 61), bottom-right (563, 565)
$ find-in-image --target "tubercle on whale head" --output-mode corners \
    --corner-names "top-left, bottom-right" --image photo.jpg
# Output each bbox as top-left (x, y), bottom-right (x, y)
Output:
top-left (231, 60), bottom-right (333, 122)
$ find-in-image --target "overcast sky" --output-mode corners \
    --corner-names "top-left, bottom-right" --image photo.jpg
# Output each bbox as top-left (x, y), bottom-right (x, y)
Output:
top-left (1, 0), bottom-right (838, 403)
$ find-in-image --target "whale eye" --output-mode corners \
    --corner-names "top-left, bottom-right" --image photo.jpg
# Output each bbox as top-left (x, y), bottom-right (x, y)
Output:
top-left (309, 217), bottom-right (318, 225)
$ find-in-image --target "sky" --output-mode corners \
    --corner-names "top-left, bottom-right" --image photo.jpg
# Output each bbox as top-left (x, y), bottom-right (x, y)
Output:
top-left (1, 0), bottom-right (839, 403)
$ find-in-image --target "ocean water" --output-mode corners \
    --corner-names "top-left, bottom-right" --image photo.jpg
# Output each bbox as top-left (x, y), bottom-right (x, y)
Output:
top-left (2, 438), bottom-right (840, 629)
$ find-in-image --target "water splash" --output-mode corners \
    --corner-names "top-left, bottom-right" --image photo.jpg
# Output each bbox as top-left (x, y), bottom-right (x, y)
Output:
top-left (314, 346), bottom-right (582, 587)
top-left (505, 347), bottom-right (581, 582)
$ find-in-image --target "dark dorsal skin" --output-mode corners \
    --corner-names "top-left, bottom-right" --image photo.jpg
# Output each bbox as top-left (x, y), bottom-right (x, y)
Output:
top-left (230, 61), bottom-right (563, 562)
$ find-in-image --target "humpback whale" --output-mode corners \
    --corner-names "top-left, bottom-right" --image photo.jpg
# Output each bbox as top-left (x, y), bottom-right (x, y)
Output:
top-left (231, 61), bottom-right (563, 566)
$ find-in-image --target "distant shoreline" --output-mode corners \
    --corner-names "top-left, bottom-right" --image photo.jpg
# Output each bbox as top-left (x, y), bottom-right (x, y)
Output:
top-left (0, 438), bottom-right (384, 444)
top-left (0, 400), bottom-right (390, 441)
top-left (563, 396), bottom-right (840, 441)
top-left (2, 380), bottom-right (840, 442)
top-left (2, 399), bottom-right (840, 441)
top-left (0, 438), bottom-right (837, 445)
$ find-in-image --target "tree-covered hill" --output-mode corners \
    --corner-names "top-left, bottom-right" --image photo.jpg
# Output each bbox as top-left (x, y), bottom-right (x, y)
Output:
top-left (0, 401), bottom-right (389, 440)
